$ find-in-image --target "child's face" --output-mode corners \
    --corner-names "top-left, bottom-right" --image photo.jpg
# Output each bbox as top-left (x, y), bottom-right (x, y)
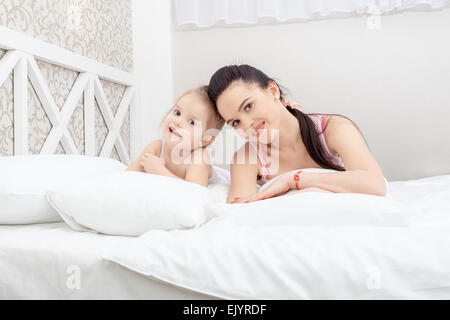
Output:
top-left (162, 92), bottom-right (214, 152)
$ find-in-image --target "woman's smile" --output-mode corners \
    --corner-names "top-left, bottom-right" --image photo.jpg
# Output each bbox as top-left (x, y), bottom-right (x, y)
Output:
top-left (255, 121), bottom-right (266, 137)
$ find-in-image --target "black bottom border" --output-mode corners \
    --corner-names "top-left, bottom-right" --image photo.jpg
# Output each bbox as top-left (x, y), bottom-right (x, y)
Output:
top-left (1, 299), bottom-right (449, 318)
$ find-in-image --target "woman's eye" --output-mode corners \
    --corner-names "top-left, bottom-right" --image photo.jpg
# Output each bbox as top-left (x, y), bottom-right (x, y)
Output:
top-left (188, 119), bottom-right (195, 126)
top-left (173, 109), bottom-right (181, 116)
top-left (244, 103), bottom-right (252, 111)
top-left (232, 120), bottom-right (240, 127)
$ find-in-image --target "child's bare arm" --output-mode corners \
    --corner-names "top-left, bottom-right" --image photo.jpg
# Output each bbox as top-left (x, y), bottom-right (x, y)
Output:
top-left (139, 150), bottom-right (183, 180)
top-left (149, 161), bottom-right (183, 180)
top-left (125, 139), bottom-right (162, 172)
top-left (184, 148), bottom-right (212, 187)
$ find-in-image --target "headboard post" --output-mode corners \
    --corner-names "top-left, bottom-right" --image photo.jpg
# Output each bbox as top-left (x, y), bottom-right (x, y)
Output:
top-left (0, 26), bottom-right (135, 165)
top-left (13, 52), bottom-right (28, 155)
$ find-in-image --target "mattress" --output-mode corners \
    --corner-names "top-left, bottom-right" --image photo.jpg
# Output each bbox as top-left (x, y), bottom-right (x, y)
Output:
top-left (0, 222), bottom-right (218, 299)
top-left (1, 174), bottom-right (450, 299)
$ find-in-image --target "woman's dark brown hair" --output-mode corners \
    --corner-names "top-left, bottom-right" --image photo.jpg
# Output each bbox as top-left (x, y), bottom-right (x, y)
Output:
top-left (207, 64), bottom-right (365, 172)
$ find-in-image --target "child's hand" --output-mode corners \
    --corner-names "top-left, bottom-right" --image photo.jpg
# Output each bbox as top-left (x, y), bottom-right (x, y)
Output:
top-left (140, 153), bottom-right (166, 173)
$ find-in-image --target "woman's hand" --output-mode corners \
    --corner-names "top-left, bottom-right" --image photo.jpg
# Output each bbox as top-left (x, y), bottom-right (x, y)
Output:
top-left (140, 153), bottom-right (166, 174)
top-left (233, 171), bottom-right (293, 203)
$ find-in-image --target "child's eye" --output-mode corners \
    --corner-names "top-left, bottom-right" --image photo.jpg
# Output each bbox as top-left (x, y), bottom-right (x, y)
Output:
top-left (173, 109), bottom-right (181, 116)
top-left (188, 119), bottom-right (195, 126)
top-left (244, 103), bottom-right (252, 111)
top-left (232, 120), bottom-right (240, 127)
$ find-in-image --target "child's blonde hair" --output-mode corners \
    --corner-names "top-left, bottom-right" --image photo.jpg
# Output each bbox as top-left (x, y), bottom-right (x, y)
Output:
top-left (159, 85), bottom-right (225, 132)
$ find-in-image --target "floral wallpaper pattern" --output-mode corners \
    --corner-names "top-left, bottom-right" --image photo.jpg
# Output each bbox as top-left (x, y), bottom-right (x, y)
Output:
top-left (0, 0), bottom-right (133, 72)
top-left (0, 0), bottom-right (132, 162)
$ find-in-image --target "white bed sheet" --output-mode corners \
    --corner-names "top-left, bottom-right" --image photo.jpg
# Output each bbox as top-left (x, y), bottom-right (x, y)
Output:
top-left (103, 174), bottom-right (450, 299)
top-left (0, 222), bottom-right (218, 299)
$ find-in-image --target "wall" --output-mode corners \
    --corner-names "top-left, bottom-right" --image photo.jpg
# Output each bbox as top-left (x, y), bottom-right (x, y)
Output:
top-left (131, 0), bottom-right (174, 154)
top-left (0, 0), bottom-right (132, 160)
top-left (171, 9), bottom-right (450, 181)
top-left (0, 0), bottom-right (132, 71)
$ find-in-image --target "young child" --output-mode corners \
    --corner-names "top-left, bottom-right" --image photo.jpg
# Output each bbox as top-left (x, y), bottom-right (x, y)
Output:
top-left (126, 86), bottom-right (225, 187)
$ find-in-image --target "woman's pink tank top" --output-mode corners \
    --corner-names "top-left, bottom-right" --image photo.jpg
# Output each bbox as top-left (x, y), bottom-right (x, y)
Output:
top-left (250, 114), bottom-right (344, 186)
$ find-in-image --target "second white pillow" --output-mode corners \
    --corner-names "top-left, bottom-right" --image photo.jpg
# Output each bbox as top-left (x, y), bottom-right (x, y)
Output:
top-left (46, 171), bottom-right (214, 236)
top-left (207, 192), bottom-right (417, 228)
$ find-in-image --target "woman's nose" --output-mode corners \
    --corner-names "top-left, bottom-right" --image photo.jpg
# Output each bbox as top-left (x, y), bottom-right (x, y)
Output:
top-left (244, 119), bottom-right (255, 132)
top-left (239, 115), bottom-right (253, 130)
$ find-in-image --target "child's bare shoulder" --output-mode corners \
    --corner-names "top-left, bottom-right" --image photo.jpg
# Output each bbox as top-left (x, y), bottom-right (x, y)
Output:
top-left (153, 139), bottom-right (163, 156)
top-left (141, 139), bottom-right (163, 156)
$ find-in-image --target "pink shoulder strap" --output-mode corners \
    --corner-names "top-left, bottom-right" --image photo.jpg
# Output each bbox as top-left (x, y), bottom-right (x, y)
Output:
top-left (320, 115), bottom-right (327, 141)
top-left (249, 141), bottom-right (270, 180)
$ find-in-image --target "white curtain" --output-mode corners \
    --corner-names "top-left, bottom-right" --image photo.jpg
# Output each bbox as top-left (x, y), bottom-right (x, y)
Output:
top-left (174, 0), bottom-right (450, 29)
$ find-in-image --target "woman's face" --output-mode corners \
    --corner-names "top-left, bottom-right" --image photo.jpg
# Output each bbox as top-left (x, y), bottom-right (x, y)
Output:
top-left (216, 80), bottom-right (282, 144)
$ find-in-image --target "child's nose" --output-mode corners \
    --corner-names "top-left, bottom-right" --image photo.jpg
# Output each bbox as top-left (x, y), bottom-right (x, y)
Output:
top-left (174, 119), bottom-right (182, 127)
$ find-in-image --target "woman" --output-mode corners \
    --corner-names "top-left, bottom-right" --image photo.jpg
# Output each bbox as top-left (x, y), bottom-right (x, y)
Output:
top-left (207, 64), bottom-right (387, 203)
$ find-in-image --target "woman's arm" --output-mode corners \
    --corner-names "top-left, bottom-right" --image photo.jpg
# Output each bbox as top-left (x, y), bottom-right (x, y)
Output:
top-left (244, 116), bottom-right (387, 202)
top-left (227, 143), bottom-right (259, 203)
top-left (269, 115), bottom-right (386, 196)
top-left (243, 169), bottom-right (386, 203)
top-left (321, 115), bottom-right (387, 196)
top-left (292, 170), bottom-right (386, 195)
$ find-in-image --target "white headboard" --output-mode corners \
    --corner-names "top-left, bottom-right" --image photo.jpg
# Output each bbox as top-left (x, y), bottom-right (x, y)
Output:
top-left (0, 25), bottom-right (136, 165)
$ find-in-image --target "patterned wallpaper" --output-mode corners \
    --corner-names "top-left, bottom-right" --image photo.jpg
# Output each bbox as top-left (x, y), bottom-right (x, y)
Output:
top-left (0, 0), bottom-right (133, 72)
top-left (0, 0), bottom-right (132, 161)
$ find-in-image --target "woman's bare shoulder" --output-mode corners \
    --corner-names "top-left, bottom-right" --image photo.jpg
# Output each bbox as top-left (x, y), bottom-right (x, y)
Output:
top-left (325, 115), bottom-right (359, 133)
top-left (326, 114), bottom-right (352, 124)
top-left (324, 115), bottom-right (361, 155)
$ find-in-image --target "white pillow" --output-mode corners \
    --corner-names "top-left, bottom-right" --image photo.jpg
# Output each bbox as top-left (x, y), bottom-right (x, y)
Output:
top-left (0, 155), bottom-right (126, 224)
top-left (214, 167), bottom-right (399, 227)
top-left (46, 171), bottom-right (213, 236)
top-left (207, 192), bottom-right (416, 228)
top-left (209, 165), bottom-right (231, 185)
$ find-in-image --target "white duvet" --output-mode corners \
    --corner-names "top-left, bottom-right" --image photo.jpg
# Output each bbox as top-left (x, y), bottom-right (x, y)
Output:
top-left (103, 174), bottom-right (450, 299)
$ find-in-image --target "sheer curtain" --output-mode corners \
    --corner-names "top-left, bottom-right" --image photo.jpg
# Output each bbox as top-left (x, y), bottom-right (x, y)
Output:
top-left (174, 0), bottom-right (450, 29)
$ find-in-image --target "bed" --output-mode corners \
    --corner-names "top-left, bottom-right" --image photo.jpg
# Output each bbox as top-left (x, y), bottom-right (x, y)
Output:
top-left (1, 25), bottom-right (450, 300)
top-left (0, 222), bottom-right (217, 299)
top-left (1, 173), bottom-right (450, 299)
